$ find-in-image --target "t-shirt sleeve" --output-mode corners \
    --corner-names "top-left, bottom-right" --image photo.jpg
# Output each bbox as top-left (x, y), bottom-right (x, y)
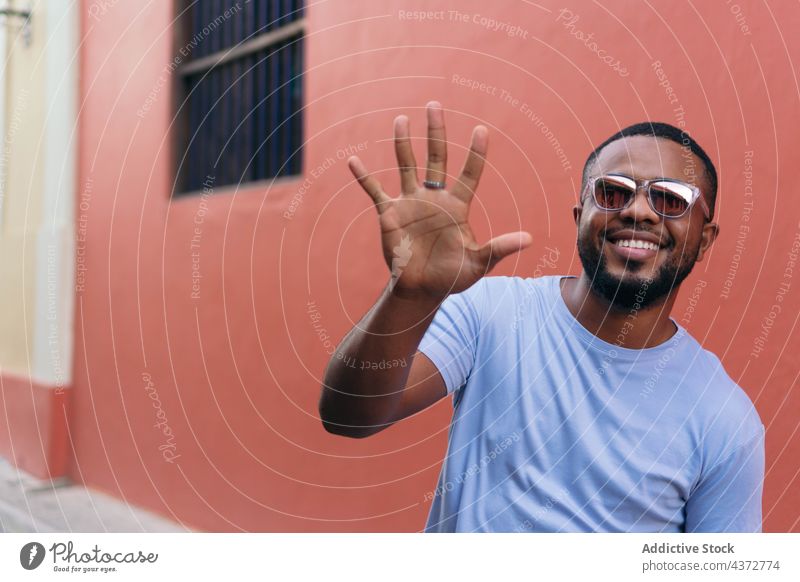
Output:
top-left (417, 279), bottom-right (487, 399)
top-left (684, 426), bottom-right (765, 532)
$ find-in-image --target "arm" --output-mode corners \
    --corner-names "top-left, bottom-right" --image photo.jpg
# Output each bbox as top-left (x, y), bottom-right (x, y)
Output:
top-left (319, 101), bottom-right (531, 438)
top-left (685, 429), bottom-right (765, 532)
top-left (319, 284), bottom-right (448, 438)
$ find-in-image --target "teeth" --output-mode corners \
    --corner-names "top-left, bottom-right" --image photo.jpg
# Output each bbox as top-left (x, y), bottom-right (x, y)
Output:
top-left (613, 239), bottom-right (659, 251)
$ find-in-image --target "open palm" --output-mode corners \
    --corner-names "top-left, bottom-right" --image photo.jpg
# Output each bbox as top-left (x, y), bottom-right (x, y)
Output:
top-left (348, 101), bottom-right (532, 301)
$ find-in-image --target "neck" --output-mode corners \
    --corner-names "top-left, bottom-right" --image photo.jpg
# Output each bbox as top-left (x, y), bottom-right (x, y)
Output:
top-left (560, 273), bottom-right (679, 349)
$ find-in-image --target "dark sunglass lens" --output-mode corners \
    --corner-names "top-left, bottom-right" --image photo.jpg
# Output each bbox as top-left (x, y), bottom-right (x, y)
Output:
top-left (594, 178), bottom-right (632, 210)
top-left (649, 183), bottom-right (690, 216)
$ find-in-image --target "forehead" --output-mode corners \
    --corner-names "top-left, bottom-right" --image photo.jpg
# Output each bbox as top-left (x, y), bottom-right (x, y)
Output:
top-left (590, 135), bottom-right (703, 185)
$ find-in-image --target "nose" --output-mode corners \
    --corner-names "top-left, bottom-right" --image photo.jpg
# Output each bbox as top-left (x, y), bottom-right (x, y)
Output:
top-left (618, 185), bottom-right (661, 224)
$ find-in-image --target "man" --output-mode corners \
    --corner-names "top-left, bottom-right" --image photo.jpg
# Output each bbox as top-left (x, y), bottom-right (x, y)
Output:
top-left (319, 101), bottom-right (764, 533)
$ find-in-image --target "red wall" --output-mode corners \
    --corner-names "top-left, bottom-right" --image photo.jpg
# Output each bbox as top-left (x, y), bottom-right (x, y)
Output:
top-left (73, 0), bottom-right (800, 531)
top-left (0, 375), bottom-right (69, 479)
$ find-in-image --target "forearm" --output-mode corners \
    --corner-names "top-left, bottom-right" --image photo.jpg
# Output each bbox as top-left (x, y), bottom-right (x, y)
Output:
top-left (319, 281), bottom-right (442, 437)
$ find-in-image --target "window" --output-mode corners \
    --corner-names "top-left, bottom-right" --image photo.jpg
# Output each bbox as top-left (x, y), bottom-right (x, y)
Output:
top-left (176, 1), bottom-right (304, 194)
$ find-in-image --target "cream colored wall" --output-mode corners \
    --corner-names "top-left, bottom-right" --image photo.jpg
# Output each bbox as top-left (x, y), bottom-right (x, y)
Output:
top-left (0, 0), bottom-right (75, 385)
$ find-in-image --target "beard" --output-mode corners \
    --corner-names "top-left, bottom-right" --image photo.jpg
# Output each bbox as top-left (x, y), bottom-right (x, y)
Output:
top-left (577, 229), bottom-right (699, 310)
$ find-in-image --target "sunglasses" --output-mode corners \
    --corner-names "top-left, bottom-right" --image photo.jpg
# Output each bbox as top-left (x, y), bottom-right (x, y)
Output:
top-left (583, 173), bottom-right (710, 220)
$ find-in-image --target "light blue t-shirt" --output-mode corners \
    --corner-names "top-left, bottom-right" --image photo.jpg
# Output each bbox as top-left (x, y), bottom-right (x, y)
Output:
top-left (418, 275), bottom-right (765, 532)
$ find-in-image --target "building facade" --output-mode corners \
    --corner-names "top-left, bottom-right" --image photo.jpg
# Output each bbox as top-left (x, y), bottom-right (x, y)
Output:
top-left (0, 0), bottom-right (798, 532)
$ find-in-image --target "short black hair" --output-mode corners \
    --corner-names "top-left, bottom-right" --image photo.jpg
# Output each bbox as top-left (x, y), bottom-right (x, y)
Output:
top-left (581, 121), bottom-right (718, 220)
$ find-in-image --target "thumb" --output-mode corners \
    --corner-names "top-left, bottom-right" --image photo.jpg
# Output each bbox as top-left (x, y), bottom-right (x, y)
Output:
top-left (476, 231), bottom-right (533, 270)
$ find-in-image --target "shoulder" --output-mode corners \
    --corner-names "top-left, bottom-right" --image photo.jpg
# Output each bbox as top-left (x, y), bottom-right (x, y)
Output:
top-left (686, 344), bottom-right (764, 462)
top-left (697, 347), bottom-right (760, 424)
top-left (472, 274), bottom-right (558, 299)
top-left (460, 275), bottom-right (559, 317)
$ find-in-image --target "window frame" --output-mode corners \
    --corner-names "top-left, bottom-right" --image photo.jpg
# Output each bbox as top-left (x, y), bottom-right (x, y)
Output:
top-left (171, 1), bottom-right (306, 197)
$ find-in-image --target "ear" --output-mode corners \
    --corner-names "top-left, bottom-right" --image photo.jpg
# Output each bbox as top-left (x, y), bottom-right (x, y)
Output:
top-left (573, 203), bottom-right (582, 227)
top-left (695, 222), bottom-right (720, 263)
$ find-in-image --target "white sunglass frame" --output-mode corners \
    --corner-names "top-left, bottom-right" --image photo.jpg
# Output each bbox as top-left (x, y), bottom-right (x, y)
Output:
top-left (583, 173), bottom-right (711, 220)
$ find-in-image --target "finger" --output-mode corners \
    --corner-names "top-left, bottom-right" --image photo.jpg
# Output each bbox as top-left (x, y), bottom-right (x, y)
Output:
top-left (349, 156), bottom-right (391, 210)
top-left (394, 115), bottom-right (418, 194)
top-left (425, 100), bottom-right (447, 186)
top-left (476, 231), bottom-right (532, 271)
top-left (451, 125), bottom-right (488, 203)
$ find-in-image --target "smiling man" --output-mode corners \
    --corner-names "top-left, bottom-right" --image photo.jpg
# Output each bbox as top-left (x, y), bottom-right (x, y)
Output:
top-left (319, 102), bottom-right (765, 533)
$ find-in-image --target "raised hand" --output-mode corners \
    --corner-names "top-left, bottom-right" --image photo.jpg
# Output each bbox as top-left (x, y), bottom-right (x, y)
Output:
top-left (348, 101), bottom-right (532, 301)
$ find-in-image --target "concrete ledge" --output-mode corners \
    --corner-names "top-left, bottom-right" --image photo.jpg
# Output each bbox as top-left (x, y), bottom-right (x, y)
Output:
top-left (0, 458), bottom-right (189, 532)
